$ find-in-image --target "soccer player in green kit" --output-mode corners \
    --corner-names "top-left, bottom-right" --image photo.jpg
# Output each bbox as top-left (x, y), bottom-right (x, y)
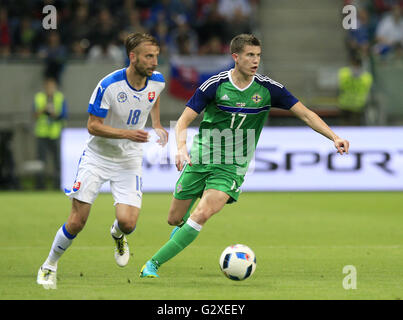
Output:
top-left (140, 34), bottom-right (350, 278)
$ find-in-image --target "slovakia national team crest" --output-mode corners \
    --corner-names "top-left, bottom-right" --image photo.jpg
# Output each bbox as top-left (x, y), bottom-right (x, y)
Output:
top-left (72, 181), bottom-right (81, 192)
top-left (148, 91), bottom-right (156, 103)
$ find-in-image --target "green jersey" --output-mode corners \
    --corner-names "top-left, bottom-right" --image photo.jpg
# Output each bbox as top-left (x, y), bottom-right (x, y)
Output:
top-left (186, 69), bottom-right (298, 173)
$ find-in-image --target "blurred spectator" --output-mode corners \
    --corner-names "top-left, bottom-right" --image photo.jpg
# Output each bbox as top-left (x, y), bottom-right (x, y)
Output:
top-left (123, 8), bottom-right (148, 35)
top-left (151, 19), bottom-right (172, 57)
top-left (199, 35), bottom-right (225, 55)
top-left (0, 6), bottom-right (11, 57)
top-left (37, 31), bottom-right (67, 84)
top-left (13, 15), bottom-right (37, 58)
top-left (65, 4), bottom-right (91, 56)
top-left (346, 7), bottom-right (377, 59)
top-left (169, 14), bottom-right (199, 55)
top-left (170, 0), bottom-right (198, 25)
top-left (196, 0), bottom-right (216, 20)
top-left (218, 0), bottom-right (252, 20)
top-left (146, 0), bottom-right (177, 30)
top-left (175, 33), bottom-right (193, 55)
top-left (33, 77), bottom-right (68, 190)
top-left (87, 40), bottom-right (125, 65)
top-left (217, 0), bottom-right (252, 41)
top-left (147, 0), bottom-right (197, 27)
top-left (337, 54), bottom-right (373, 125)
top-left (70, 39), bottom-right (87, 59)
top-left (85, 6), bottom-right (126, 64)
top-left (373, 3), bottom-right (403, 57)
top-left (373, 0), bottom-right (403, 16)
top-left (89, 7), bottom-right (118, 49)
top-left (196, 1), bottom-right (226, 49)
top-left (0, 131), bottom-right (20, 190)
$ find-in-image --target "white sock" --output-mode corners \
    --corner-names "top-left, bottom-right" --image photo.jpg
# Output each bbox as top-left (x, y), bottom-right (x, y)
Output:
top-left (186, 218), bottom-right (203, 232)
top-left (44, 224), bottom-right (75, 269)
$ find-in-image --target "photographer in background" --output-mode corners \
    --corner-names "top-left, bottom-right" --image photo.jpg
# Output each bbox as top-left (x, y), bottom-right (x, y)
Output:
top-left (33, 77), bottom-right (68, 190)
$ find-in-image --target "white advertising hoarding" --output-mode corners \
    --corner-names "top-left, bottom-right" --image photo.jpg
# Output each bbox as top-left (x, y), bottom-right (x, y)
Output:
top-left (61, 127), bottom-right (403, 192)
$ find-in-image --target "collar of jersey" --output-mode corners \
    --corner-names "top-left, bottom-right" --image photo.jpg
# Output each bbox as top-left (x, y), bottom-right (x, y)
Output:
top-left (228, 69), bottom-right (255, 92)
top-left (123, 68), bottom-right (149, 92)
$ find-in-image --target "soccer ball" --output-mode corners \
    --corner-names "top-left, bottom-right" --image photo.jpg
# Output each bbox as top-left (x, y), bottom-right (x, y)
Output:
top-left (219, 244), bottom-right (256, 281)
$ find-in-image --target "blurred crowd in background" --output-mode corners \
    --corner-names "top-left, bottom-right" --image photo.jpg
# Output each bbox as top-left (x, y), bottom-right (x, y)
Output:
top-left (0, 0), bottom-right (401, 83)
top-left (1, 0), bottom-right (401, 61)
top-left (337, 0), bottom-right (403, 125)
top-left (0, 0), bottom-right (259, 79)
top-left (344, 0), bottom-right (403, 60)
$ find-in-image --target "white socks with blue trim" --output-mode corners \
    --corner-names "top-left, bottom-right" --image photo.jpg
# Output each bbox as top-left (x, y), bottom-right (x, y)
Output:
top-left (44, 224), bottom-right (75, 270)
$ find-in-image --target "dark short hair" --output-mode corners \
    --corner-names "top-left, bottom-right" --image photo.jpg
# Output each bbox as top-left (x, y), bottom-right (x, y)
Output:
top-left (125, 33), bottom-right (159, 58)
top-left (230, 34), bottom-right (261, 54)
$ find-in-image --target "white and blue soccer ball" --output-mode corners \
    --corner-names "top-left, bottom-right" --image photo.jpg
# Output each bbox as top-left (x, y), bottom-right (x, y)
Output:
top-left (219, 244), bottom-right (256, 281)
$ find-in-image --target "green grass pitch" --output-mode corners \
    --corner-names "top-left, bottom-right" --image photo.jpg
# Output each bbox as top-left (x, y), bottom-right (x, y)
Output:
top-left (0, 191), bottom-right (402, 300)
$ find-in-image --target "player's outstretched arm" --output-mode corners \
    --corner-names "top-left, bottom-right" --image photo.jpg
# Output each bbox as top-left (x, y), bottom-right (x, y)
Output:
top-left (175, 107), bottom-right (198, 171)
top-left (87, 114), bottom-right (149, 142)
top-left (290, 102), bottom-right (350, 155)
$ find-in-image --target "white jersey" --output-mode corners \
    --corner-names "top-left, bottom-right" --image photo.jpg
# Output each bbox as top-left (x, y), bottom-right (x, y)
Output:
top-left (86, 68), bottom-right (165, 162)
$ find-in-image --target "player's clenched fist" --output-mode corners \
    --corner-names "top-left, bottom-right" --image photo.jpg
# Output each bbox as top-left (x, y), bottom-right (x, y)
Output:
top-left (334, 137), bottom-right (350, 155)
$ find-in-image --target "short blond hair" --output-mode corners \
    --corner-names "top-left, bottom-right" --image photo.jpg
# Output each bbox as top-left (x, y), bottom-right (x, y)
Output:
top-left (125, 33), bottom-right (159, 58)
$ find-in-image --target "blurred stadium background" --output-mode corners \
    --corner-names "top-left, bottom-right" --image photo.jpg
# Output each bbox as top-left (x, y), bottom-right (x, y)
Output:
top-left (0, 0), bottom-right (402, 191)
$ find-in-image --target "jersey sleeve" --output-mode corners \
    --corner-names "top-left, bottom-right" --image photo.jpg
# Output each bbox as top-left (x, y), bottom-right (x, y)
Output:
top-left (87, 84), bottom-right (111, 118)
top-left (256, 75), bottom-right (299, 110)
top-left (269, 84), bottom-right (299, 110)
top-left (186, 84), bottom-right (217, 114)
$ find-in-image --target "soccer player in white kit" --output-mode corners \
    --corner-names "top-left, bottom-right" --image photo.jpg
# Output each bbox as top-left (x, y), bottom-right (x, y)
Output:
top-left (37, 33), bottom-right (168, 289)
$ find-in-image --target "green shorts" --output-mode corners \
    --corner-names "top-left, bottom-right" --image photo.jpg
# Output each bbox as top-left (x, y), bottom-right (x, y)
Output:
top-left (173, 163), bottom-right (245, 204)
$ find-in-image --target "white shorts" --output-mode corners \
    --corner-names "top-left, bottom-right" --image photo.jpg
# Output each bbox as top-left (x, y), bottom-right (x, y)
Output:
top-left (65, 149), bottom-right (143, 208)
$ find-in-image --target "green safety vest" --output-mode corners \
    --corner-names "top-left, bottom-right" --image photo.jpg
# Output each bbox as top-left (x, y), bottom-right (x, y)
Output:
top-left (34, 91), bottom-right (65, 139)
top-left (338, 67), bottom-right (373, 112)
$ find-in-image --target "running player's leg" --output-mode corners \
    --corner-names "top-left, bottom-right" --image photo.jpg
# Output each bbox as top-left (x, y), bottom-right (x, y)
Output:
top-left (167, 197), bottom-right (196, 226)
top-left (38, 150), bottom-right (104, 288)
top-left (65, 199), bottom-right (92, 234)
top-left (111, 204), bottom-right (140, 267)
top-left (188, 189), bottom-right (229, 225)
top-left (37, 199), bottom-right (91, 289)
top-left (167, 197), bottom-right (197, 239)
top-left (50, 199), bottom-right (91, 261)
top-left (140, 189), bottom-right (229, 277)
top-left (113, 204), bottom-right (140, 235)
top-left (168, 165), bottom-right (205, 238)
top-left (110, 166), bottom-right (142, 266)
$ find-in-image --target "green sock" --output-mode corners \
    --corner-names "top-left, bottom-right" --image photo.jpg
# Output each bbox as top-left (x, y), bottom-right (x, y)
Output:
top-left (152, 219), bottom-right (201, 267)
